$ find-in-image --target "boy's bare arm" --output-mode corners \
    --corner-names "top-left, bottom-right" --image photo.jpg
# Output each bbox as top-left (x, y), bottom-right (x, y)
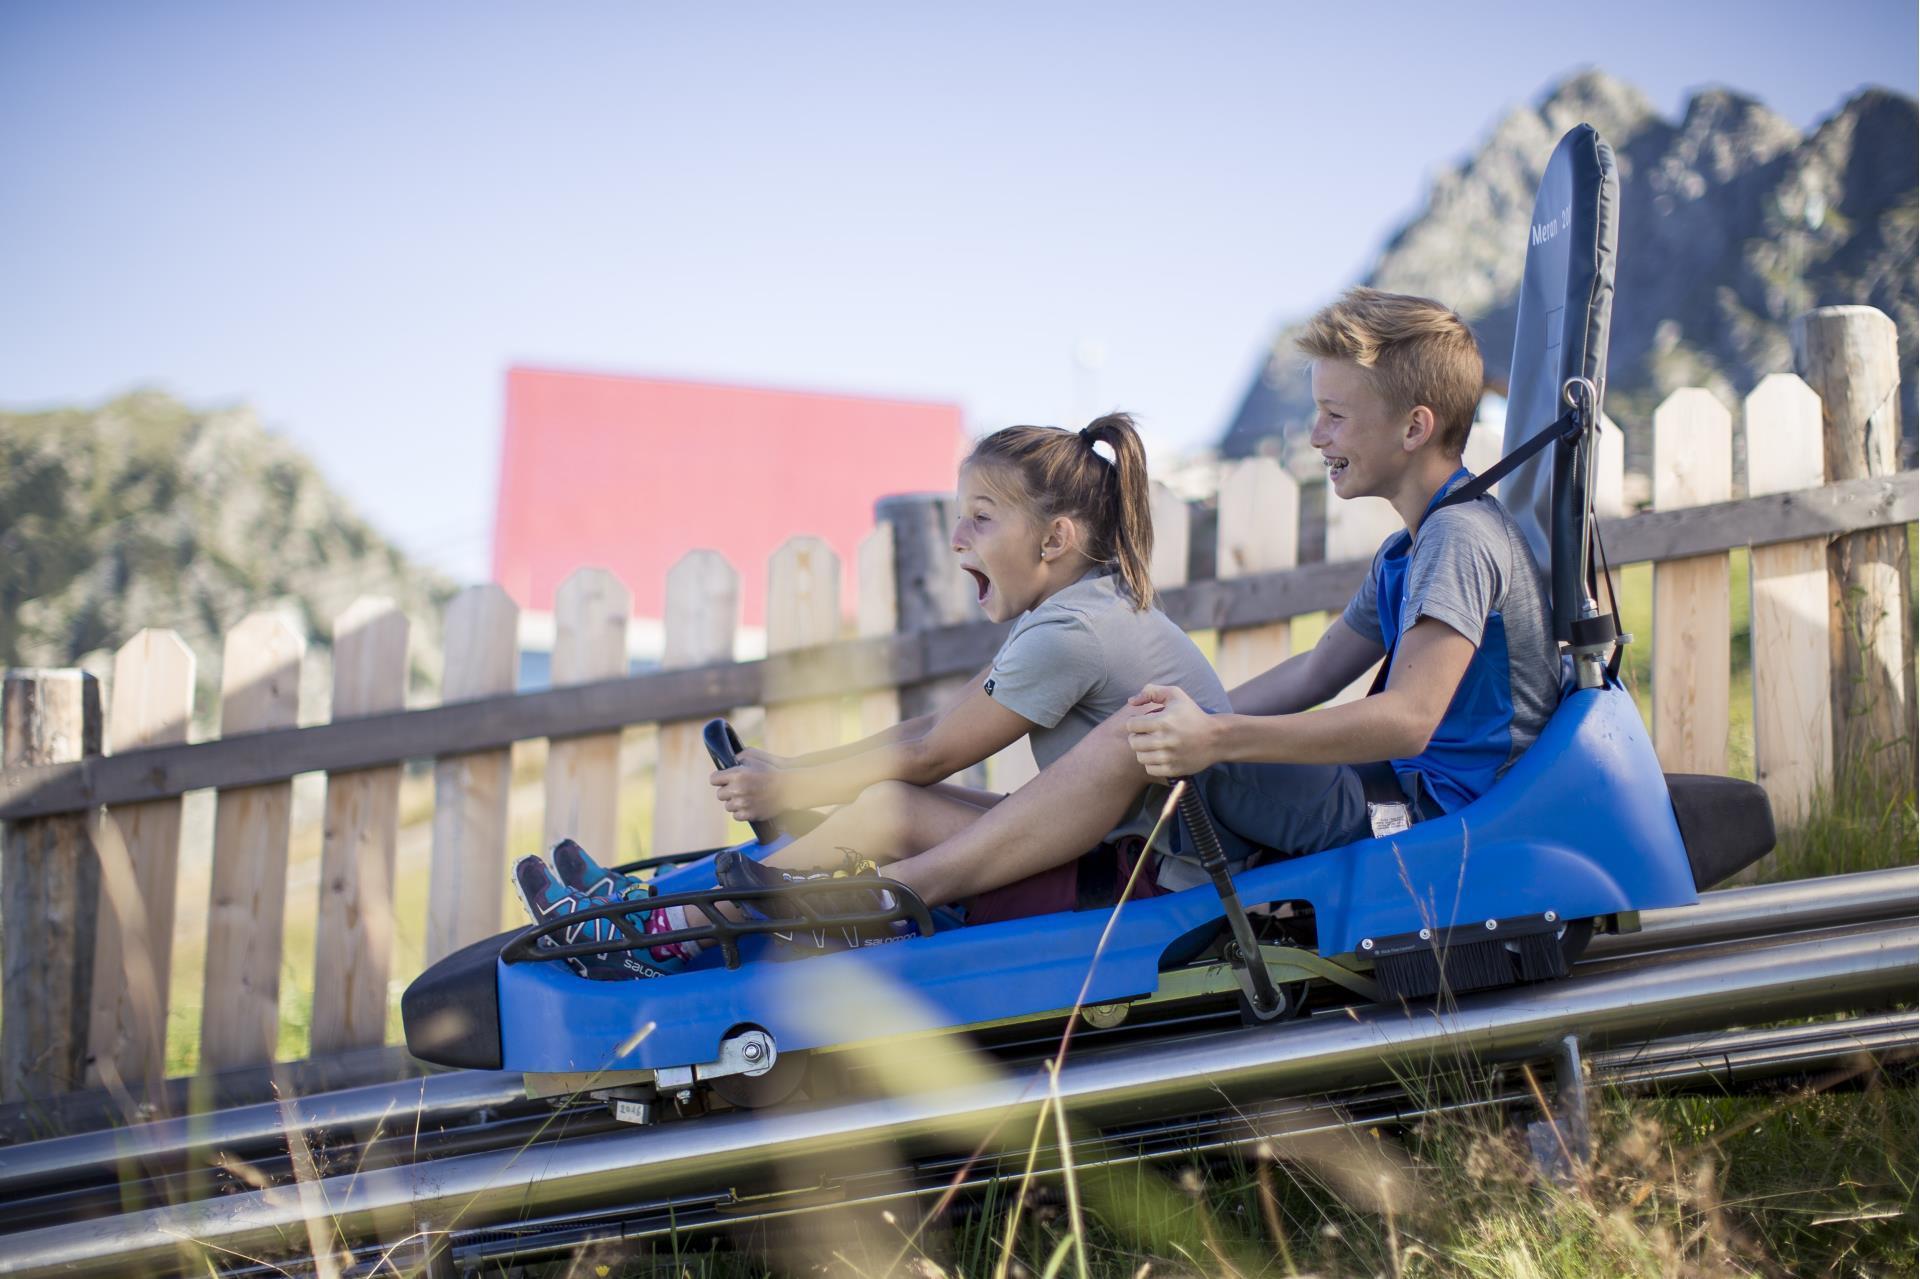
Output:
top-left (1226, 617), bottom-right (1386, 716)
top-left (1130, 618), bottom-right (1475, 775)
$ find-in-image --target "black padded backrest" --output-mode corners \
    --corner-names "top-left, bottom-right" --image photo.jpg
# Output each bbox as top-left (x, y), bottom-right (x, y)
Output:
top-left (1502, 125), bottom-right (1619, 641)
top-left (1665, 773), bottom-right (1777, 890)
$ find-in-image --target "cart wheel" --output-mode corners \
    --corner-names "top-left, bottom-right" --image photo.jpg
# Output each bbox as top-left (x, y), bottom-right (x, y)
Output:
top-left (710, 1051), bottom-right (808, 1110)
top-left (1237, 980), bottom-right (1310, 1026)
top-left (1559, 918), bottom-right (1595, 966)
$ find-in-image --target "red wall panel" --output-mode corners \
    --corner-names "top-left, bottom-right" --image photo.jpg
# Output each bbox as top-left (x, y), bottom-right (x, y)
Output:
top-left (493, 367), bottom-right (966, 627)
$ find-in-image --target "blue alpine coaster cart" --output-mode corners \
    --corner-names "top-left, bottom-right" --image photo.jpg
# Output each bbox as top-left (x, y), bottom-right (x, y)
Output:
top-left (402, 126), bottom-right (1776, 1118)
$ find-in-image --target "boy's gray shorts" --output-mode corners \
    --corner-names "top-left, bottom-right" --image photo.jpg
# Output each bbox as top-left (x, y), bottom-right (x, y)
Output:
top-left (1154, 759), bottom-right (1434, 891)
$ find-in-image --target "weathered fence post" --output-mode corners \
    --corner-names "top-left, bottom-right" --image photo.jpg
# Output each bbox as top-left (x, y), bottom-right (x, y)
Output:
top-left (1216, 459), bottom-right (1299, 691)
top-left (543, 568), bottom-right (631, 861)
top-left (878, 493), bottom-right (976, 715)
top-left (312, 597), bottom-right (409, 1056)
top-left (201, 614), bottom-right (303, 1072)
top-left (653, 551), bottom-right (739, 855)
top-left (1793, 305), bottom-right (1914, 785)
top-left (427, 585), bottom-right (519, 964)
top-left (1650, 389), bottom-right (1734, 775)
top-left (87, 630), bottom-right (194, 1100)
top-left (1744, 375), bottom-right (1833, 826)
top-left (878, 493), bottom-right (987, 787)
top-left (2, 670), bottom-right (102, 1101)
top-left (764, 537), bottom-right (841, 759)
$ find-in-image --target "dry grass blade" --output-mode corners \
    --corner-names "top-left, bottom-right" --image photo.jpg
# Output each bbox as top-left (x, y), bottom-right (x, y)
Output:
top-left (276, 1074), bottom-right (346, 1279)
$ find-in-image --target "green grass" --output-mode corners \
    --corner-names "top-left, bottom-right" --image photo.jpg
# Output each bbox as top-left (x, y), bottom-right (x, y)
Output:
top-left (497, 1059), bottom-right (1914, 1279)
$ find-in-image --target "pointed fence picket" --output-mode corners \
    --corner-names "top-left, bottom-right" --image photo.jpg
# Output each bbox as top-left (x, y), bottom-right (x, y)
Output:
top-left (5, 328), bottom-right (1916, 1104)
top-left (857, 526), bottom-right (903, 739)
top-left (311, 597), bottom-right (409, 1056)
top-left (426, 585), bottom-right (519, 965)
top-left (1148, 481), bottom-right (1191, 594)
top-left (764, 537), bottom-right (842, 760)
top-left (654, 551), bottom-right (739, 855)
top-left (543, 569), bottom-right (631, 862)
top-left (1744, 375), bottom-right (1832, 826)
top-left (1650, 389), bottom-right (1735, 776)
top-left (200, 613), bottom-right (303, 1073)
top-left (87, 630), bottom-right (194, 1099)
top-left (1215, 458), bottom-right (1299, 692)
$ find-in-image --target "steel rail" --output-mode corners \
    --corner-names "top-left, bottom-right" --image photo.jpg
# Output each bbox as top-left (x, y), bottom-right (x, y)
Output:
top-left (3, 865), bottom-right (1910, 1203)
top-left (0, 1070), bottom-right (527, 1200)
top-left (0, 913), bottom-right (1908, 1279)
top-left (425, 1010), bottom-right (1920, 1275)
top-left (1587, 866), bottom-right (1918, 955)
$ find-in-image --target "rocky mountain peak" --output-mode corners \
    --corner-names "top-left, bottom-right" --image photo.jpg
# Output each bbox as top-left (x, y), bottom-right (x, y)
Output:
top-left (1223, 71), bottom-right (1918, 482)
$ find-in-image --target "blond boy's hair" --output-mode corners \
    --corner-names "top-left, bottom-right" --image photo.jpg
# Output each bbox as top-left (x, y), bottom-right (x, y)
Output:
top-left (1295, 287), bottom-right (1484, 455)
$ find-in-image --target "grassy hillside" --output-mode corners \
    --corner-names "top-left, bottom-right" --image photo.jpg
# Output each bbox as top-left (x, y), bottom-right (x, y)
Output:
top-left (1, 390), bottom-right (453, 720)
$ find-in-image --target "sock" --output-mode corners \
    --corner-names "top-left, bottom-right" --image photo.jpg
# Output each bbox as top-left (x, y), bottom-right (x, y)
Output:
top-left (646, 904), bottom-right (700, 962)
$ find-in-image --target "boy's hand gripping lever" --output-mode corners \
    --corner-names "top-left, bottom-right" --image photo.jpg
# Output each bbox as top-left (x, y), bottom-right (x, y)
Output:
top-left (703, 719), bottom-right (780, 846)
top-left (1175, 778), bottom-right (1286, 1021)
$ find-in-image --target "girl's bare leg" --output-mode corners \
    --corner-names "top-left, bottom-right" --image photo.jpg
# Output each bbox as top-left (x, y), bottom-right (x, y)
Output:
top-left (885, 709), bottom-right (1156, 908)
top-left (763, 781), bottom-right (1004, 870)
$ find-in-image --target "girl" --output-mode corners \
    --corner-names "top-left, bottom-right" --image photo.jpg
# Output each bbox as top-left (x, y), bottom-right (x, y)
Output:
top-left (512, 412), bottom-right (1229, 975)
top-left (708, 412), bottom-right (1227, 922)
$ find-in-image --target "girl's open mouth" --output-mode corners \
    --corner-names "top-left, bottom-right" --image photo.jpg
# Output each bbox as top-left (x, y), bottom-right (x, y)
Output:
top-left (963, 567), bottom-right (990, 603)
top-left (1324, 455), bottom-right (1349, 480)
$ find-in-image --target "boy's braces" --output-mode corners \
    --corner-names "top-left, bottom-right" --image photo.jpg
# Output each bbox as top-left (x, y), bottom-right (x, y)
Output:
top-left (501, 878), bottom-right (936, 972)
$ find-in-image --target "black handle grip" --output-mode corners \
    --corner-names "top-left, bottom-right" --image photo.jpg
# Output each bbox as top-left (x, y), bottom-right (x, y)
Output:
top-left (702, 719), bottom-right (779, 846)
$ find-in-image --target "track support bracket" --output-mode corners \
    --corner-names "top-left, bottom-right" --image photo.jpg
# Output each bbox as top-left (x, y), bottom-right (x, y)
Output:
top-left (1527, 1033), bottom-right (1592, 1183)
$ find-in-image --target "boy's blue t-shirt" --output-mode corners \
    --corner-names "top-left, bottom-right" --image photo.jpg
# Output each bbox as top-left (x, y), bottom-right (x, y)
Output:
top-left (1341, 469), bottom-right (1562, 813)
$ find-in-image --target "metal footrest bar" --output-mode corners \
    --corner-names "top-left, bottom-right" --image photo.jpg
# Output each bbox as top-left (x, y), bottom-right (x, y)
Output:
top-left (499, 878), bottom-right (936, 970)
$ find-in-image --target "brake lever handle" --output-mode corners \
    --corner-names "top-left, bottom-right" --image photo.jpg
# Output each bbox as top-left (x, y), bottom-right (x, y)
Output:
top-left (702, 718), bottom-right (779, 846)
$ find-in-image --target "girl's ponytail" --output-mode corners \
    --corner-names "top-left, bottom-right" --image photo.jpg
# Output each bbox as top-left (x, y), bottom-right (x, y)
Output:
top-left (963, 410), bottom-right (1159, 611)
top-left (1079, 412), bottom-right (1156, 610)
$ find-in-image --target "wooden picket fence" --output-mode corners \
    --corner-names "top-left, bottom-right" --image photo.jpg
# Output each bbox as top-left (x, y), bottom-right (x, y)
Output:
top-left (1, 314), bottom-right (1914, 1111)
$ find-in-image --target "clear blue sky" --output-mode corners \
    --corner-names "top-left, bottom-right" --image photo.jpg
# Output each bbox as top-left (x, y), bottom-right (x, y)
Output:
top-left (4, 1), bottom-right (1913, 583)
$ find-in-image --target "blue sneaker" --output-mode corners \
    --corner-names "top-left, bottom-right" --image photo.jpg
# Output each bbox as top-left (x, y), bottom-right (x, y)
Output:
top-left (551, 838), bottom-right (649, 902)
top-left (512, 855), bottom-right (682, 981)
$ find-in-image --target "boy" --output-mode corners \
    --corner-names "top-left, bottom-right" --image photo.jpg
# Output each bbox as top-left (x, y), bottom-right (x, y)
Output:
top-left (1121, 286), bottom-right (1561, 880)
top-left (850, 286), bottom-right (1560, 907)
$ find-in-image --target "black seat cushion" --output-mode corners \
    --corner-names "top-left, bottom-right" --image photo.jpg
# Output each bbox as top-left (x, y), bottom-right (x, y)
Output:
top-left (1665, 773), bottom-right (1776, 890)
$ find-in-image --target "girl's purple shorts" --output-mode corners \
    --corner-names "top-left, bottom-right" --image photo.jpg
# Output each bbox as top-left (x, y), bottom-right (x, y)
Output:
top-left (963, 837), bottom-right (1163, 926)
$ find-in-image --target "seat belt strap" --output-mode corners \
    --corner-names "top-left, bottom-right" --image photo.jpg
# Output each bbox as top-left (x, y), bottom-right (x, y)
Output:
top-left (1362, 406), bottom-right (1583, 699)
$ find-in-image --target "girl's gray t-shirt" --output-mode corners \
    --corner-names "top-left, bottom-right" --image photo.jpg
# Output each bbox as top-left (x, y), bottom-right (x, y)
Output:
top-left (985, 571), bottom-right (1228, 770)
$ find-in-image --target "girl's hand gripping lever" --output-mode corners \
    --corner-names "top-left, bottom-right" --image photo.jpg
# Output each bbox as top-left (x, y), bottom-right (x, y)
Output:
top-left (703, 718), bottom-right (780, 846)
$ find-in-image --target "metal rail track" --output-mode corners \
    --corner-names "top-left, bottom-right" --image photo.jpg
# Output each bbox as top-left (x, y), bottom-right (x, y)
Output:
top-left (0, 877), bottom-right (1907, 1278)
top-left (422, 1010), bottom-right (1917, 1278)
top-left (4, 866), bottom-right (1909, 1208)
top-left (0, 872), bottom-right (1911, 1266)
